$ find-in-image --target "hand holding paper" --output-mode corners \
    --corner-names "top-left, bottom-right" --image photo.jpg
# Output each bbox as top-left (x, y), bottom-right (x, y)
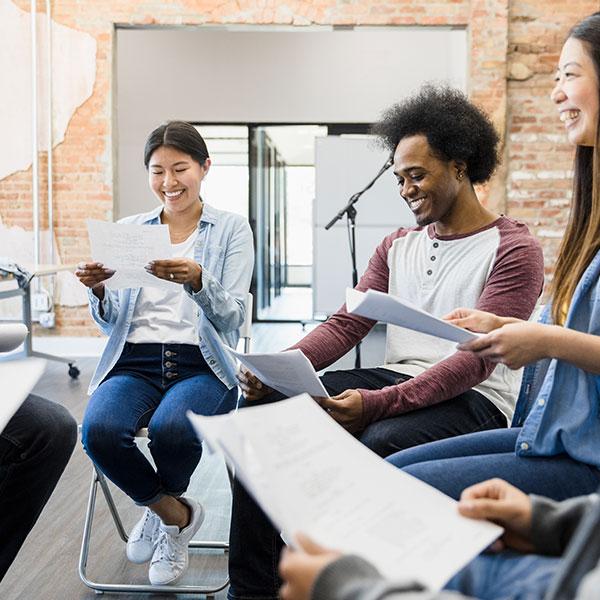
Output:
top-left (188, 395), bottom-right (502, 591)
top-left (75, 262), bottom-right (115, 292)
top-left (237, 365), bottom-right (273, 402)
top-left (229, 348), bottom-right (328, 399)
top-left (346, 288), bottom-right (479, 344)
top-left (86, 220), bottom-right (178, 290)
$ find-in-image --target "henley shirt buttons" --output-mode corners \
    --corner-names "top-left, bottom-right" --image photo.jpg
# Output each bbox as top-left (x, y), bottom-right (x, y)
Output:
top-left (433, 242), bottom-right (439, 248)
top-left (430, 256), bottom-right (436, 261)
top-left (165, 361), bottom-right (173, 368)
top-left (427, 269), bottom-right (433, 276)
top-left (520, 442), bottom-right (530, 451)
top-left (165, 350), bottom-right (172, 358)
top-left (538, 398), bottom-right (546, 406)
top-left (165, 372), bottom-right (177, 379)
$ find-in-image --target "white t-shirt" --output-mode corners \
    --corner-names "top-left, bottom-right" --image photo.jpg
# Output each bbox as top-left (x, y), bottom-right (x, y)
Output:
top-left (126, 230), bottom-right (200, 345)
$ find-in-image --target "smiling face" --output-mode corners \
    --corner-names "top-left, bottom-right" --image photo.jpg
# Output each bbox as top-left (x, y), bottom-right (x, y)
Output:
top-left (551, 37), bottom-right (600, 147)
top-left (148, 145), bottom-right (209, 215)
top-left (393, 134), bottom-right (463, 228)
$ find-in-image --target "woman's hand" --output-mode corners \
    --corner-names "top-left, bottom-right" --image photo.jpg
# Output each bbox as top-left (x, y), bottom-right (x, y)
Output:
top-left (146, 258), bottom-right (203, 292)
top-left (457, 321), bottom-right (556, 369)
top-left (279, 534), bottom-right (342, 600)
top-left (75, 262), bottom-right (115, 299)
top-left (458, 478), bottom-right (533, 553)
top-left (319, 390), bottom-right (364, 433)
top-left (237, 366), bottom-right (273, 402)
top-left (443, 307), bottom-right (519, 334)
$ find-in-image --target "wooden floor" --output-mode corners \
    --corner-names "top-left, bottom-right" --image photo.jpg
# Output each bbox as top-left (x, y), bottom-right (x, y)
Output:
top-left (0, 323), bottom-right (384, 599)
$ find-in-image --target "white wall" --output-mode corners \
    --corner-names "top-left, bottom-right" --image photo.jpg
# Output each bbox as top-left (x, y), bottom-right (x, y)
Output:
top-left (116, 26), bottom-right (467, 219)
top-left (313, 136), bottom-right (416, 315)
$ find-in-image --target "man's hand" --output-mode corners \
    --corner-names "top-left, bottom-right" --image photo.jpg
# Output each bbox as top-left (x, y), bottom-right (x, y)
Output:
top-left (279, 534), bottom-right (341, 600)
top-left (237, 366), bottom-right (272, 402)
top-left (320, 389), bottom-right (364, 433)
top-left (146, 258), bottom-right (203, 292)
top-left (458, 478), bottom-right (533, 552)
top-left (75, 262), bottom-right (115, 300)
top-left (456, 322), bottom-right (557, 370)
top-left (443, 307), bottom-right (516, 334)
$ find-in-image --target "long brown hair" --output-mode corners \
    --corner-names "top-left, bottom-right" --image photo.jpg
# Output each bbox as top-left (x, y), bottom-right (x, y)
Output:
top-left (550, 13), bottom-right (600, 324)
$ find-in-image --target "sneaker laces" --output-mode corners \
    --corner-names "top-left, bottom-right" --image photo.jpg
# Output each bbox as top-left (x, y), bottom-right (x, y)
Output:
top-left (152, 528), bottom-right (185, 566)
top-left (133, 509), bottom-right (157, 543)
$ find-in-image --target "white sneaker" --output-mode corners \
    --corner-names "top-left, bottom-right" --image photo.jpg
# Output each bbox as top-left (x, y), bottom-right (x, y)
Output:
top-left (148, 497), bottom-right (205, 585)
top-left (126, 508), bottom-right (161, 564)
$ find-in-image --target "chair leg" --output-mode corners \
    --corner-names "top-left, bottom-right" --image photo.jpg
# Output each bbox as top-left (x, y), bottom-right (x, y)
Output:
top-left (78, 470), bottom-right (98, 587)
top-left (96, 467), bottom-right (128, 542)
top-left (78, 466), bottom-right (230, 595)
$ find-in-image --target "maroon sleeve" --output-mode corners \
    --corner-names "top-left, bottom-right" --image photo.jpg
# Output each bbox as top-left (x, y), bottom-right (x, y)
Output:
top-left (290, 229), bottom-right (409, 370)
top-left (358, 221), bottom-right (545, 425)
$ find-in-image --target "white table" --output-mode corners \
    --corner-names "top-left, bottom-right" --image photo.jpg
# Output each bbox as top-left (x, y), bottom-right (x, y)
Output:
top-left (0, 263), bottom-right (80, 379)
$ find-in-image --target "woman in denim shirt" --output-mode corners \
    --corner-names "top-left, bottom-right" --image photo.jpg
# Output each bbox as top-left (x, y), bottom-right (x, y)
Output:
top-left (385, 14), bottom-right (600, 504)
top-left (76, 121), bottom-right (253, 586)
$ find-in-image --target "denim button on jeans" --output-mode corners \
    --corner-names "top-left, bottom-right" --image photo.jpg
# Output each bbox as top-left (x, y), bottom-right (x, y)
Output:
top-left (82, 342), bottom-right (237, 506)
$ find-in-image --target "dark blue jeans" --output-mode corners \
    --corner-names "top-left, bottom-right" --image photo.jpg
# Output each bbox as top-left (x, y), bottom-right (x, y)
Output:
top-left (0, 394), bottom-right (77, 581)
top-left (387, 428), bottom-right (600, 501)
top-left (228, 367), bottom-right (507, 600)
top-left (82, 343), bottom-right (236, 505)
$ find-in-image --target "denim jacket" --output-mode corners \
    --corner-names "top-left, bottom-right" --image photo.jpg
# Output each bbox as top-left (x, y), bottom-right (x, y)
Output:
top-left (512, 249), bottom-right (600, 468)
top-left (87, 203), bottom-right (254, 394)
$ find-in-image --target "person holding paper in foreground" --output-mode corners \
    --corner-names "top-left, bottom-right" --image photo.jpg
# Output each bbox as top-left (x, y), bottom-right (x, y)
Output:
top-left (0, 326), bottom-right (77, 581)
top-left (230, 87), bottom-right (543, 599)
top-left (279, 478), bottom-right (600, 600)
top-left (76, 121), bottom-right (253, 585)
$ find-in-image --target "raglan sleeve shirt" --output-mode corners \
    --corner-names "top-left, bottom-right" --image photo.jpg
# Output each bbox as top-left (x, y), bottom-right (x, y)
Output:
top-left (292, 223), bottom-right (544, 427)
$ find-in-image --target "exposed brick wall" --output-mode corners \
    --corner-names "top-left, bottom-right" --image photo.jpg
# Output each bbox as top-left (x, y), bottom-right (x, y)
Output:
top-left (1, 0), bottom-right (592, 334)
top-left (506, 1), bottom-right (599, 282)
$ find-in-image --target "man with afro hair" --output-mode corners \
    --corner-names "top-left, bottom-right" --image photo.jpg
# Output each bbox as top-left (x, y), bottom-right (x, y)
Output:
top-left (229, 85), bottom-right (544, 600)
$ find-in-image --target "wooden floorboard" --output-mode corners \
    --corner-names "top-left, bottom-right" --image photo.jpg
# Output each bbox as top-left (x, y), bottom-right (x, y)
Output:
top-left (0, 323), bottom-right (384, 599)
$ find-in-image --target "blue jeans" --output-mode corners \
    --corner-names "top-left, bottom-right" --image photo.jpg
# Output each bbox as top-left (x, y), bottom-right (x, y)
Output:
top-left (386, 428), bottom-right (600, 501)
top-left (0, 395), bottom-right (77, 581)
top-left (446, 552), bottom-right (561, 600)
top-left (228, 367), bottom-right (507, 600)
top-left (82, 342), bottom-right (236, 505)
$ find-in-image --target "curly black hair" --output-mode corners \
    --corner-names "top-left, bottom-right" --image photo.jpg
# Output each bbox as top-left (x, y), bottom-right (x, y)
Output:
top-left (371, 85), bottom-right (500, 185)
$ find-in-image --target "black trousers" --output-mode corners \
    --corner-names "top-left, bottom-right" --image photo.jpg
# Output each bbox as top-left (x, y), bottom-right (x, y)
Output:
top-left (227, 367), bottom-right (507, 599)
top-left (0, 394), bottom-right (77, 581)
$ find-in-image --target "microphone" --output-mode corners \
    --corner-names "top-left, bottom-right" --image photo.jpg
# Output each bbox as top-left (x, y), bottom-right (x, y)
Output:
top-left (323, 150), bottom-right (395, 368)
top-left (325, 152), bottom-right (395, 230)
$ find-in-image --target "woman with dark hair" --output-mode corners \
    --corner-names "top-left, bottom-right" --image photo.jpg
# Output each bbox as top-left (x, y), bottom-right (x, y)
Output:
top-left (76, 121), bottom-right (253, 585)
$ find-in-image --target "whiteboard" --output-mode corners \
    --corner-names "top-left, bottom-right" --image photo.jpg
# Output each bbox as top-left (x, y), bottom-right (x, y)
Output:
top-left (313, 136), bottom-right (415, 316)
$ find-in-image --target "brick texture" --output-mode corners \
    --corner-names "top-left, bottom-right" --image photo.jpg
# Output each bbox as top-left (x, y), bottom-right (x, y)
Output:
top-left (1, 0), bottom-right (594, 335)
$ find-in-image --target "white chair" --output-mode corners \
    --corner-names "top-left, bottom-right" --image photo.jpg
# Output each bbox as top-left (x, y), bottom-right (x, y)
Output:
top-left (78, 293), bottom-right (252, 597)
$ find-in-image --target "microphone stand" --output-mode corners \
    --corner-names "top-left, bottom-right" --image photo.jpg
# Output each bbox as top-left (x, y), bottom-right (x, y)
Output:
top-left (324, 154), bottom-right (394, 369)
